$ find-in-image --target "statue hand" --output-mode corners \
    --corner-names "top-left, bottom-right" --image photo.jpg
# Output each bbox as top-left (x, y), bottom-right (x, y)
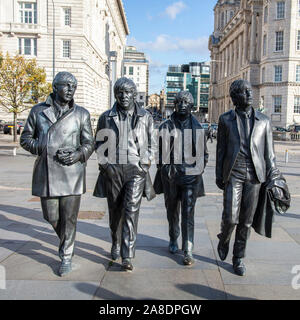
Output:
top-left (216, 179), bottom-right (225, 190)
top-left (59, 150), bottom-right (82, 166)
top-left (104, 164), bottom-right (115, 179)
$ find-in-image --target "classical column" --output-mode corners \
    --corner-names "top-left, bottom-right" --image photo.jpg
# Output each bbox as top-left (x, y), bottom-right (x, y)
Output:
top-left (243, 22), bottom-right (248, 64)
top-left (239, 33), bottom-right (243, 70)
top-left (250, 11), bottom-right (257, 62)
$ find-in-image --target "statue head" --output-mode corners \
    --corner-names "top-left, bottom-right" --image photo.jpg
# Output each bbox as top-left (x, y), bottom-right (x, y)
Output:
top-left (52, 72), bottom-right (77, 105)
top-left (114, 77), bottom-right (137, 111)
top-left (229, 79), bottom-right (253, 111)
top-left (174, 90), bottom-right (194, 118)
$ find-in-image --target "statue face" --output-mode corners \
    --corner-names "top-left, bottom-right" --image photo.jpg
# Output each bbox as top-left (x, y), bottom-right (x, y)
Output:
top-left (175, 97), bottom-right (192, 117)
top-left (54, 78), bottom-right (77, 104)
top-left (234, 82), bottom-right (253, 110)
top-left (115, 86), bottom-right (135, 111)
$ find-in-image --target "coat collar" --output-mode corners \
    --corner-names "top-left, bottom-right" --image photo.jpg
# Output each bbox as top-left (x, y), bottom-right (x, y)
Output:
top-left (229, 108), bottom-right (261, 121)
top-left (108, 102), bottom-right (146, 117)
top-left (43, 94), bottom-right (76, 124)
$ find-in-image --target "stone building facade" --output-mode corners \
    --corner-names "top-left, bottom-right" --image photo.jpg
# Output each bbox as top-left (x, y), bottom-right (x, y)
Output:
top-left (209, 0), bottom-right (300, 128)
top-left (0, 0), bottom-right (129, 124)
top-left (122, 45), bottom-right (149, 107)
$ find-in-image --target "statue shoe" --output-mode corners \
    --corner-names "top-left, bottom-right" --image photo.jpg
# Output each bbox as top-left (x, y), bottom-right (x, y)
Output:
top-left (183, 252), bottom-right (194, 266)
top-left (169, 241), bottom-right (179, 254)
top-left (122, 258), bottom-right (133, 271)
top-left (217, 238), bottom-right (229, 261)
top-left (111, 244), bottom-right (120, 261)
top-left (232, 257), bottom-right (246, 276)
top-left (58, 260), bottom-right (72, 277)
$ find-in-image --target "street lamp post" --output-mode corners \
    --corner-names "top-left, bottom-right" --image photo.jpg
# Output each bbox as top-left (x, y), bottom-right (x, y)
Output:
top-left (52, 0), bottom-right (55, 80)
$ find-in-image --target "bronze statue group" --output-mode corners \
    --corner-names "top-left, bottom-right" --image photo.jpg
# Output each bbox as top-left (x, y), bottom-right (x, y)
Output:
top-left (20, 72), bottom-right (290, 277)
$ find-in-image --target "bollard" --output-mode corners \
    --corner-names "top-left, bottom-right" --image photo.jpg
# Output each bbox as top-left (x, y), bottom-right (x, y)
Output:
top-left (12, 147), bottom-right (17, 156)
top-left (285, 149), bottom-right (289, 163)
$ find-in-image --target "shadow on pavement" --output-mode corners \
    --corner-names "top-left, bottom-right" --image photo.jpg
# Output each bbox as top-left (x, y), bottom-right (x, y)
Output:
top-left (175, 283), bottom-right (257, 300)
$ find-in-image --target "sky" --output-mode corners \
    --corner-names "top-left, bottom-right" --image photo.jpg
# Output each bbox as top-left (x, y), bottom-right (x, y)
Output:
top-left (122, 0), bottom-right (216, 94)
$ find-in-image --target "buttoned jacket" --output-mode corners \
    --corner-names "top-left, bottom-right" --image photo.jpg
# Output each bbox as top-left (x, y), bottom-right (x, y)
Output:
top-left (20, 94), bottom-right (94, 197)
top-left (216, 109), bottom-right (278, 184)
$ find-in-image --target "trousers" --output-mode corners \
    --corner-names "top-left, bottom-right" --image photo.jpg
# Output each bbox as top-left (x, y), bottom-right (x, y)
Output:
top-left (161, 167), bottom-right (199, 253)
top-left (105, 164), bottom-right (146, 259)
top-left (41, 195), bottom-right (81, 261)
top-left (218, 158), bottom-right (261, 258)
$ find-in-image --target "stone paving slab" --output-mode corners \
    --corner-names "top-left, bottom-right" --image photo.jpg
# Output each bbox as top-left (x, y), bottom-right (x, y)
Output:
top-left (218, 259), bottom-right (300, 286)
top-left (95, 268), bottom-right (226, 300)
top-left (0, 280), bottom-right (99, 300)
top-left (224, 284), bottom-right (300, 300)
top-left (2, 251), bottom-right (108, 282)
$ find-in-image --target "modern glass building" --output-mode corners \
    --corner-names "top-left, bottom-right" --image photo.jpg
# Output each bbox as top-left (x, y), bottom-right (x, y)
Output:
top-left (164, 62), bottom-right (210, 120)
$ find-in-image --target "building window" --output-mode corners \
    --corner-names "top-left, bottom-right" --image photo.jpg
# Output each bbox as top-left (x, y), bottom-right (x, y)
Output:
top-left (63, 40), bottom-right (71, 58)
top-left (19, 2), bottom-right (37, 24)
top-left (123, 66), bottom-right (126, 75)
top-left (273, 96), bottom-right (282, 113)
top-left (263, 34), bottom-right (267, 56)
top-left (129, 66), bottom-right (134, 75)
top-left (296, 65), bottom-right (300, 82)
top-left (275, 31), bottom-right (284, 51)
top-left (298, 0), bottom-right (300, 17)
top-left (63, 8), bottom-right (71, 26)
top-left (276, 1), bottom-right (285, 19)
top-left (262, 67), bottom-right (265, 83)
top-left (274, 65), bottom-right (282, 82)
top-left (297, 31), bottom-right (300, 50)
top-left (264, 6), bottom-right (268, 24)
top-left (18, 38), bottom-right (37, 56)
top-left (294, 97), bottom-right (300, 113)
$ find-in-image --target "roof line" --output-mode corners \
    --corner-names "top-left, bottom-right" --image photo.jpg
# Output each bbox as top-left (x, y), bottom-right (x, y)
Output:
top-left (117, 0), bottom-right (130, 35)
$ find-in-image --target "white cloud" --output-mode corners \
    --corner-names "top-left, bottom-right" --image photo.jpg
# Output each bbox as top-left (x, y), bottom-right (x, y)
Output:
top-left (149, 60), bottom-right (168, 75)
top-left (165, 1), bottom-right (187, 20)
top-left (127, 35), bottom-right (209, 56)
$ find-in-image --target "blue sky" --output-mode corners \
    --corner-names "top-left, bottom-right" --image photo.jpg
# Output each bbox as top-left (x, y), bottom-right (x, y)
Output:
top-left (122, 0), bottom-right (216, 94)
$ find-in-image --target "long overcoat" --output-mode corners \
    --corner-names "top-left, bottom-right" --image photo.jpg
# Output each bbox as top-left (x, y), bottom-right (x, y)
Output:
top-left (20, 95), bottom-right (94, 197)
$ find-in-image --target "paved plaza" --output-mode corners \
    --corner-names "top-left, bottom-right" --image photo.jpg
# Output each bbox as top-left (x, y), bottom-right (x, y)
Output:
top-left (0, 134), bottom-right (300, 300)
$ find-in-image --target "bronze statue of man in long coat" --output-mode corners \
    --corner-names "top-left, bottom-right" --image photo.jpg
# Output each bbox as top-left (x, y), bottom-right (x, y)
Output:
top-left (20, 72), bottom-right (94, 276)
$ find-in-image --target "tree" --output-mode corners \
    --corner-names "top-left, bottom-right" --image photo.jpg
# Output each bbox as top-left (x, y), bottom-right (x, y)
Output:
top-left (0, 52), bottom-right (52, 142)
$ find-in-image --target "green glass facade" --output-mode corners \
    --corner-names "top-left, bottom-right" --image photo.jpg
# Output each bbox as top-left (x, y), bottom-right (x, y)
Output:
top-left (164, 62), bottom-right (210, 117)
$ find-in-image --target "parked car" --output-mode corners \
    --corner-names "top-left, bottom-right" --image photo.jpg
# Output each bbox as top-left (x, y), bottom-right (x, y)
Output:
top-left (272, 126), bottom-right (288, 132)
top-left (287, 124), bottom-right (300, 133)
top-left (3, 122), bottom-right (24, 134)
top-left (0, 120), bottom-right (5, 132)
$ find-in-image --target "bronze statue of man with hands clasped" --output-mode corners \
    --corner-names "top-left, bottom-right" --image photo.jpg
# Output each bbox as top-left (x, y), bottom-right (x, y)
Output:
top-left (20, 72), bottom-right (94, 276)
